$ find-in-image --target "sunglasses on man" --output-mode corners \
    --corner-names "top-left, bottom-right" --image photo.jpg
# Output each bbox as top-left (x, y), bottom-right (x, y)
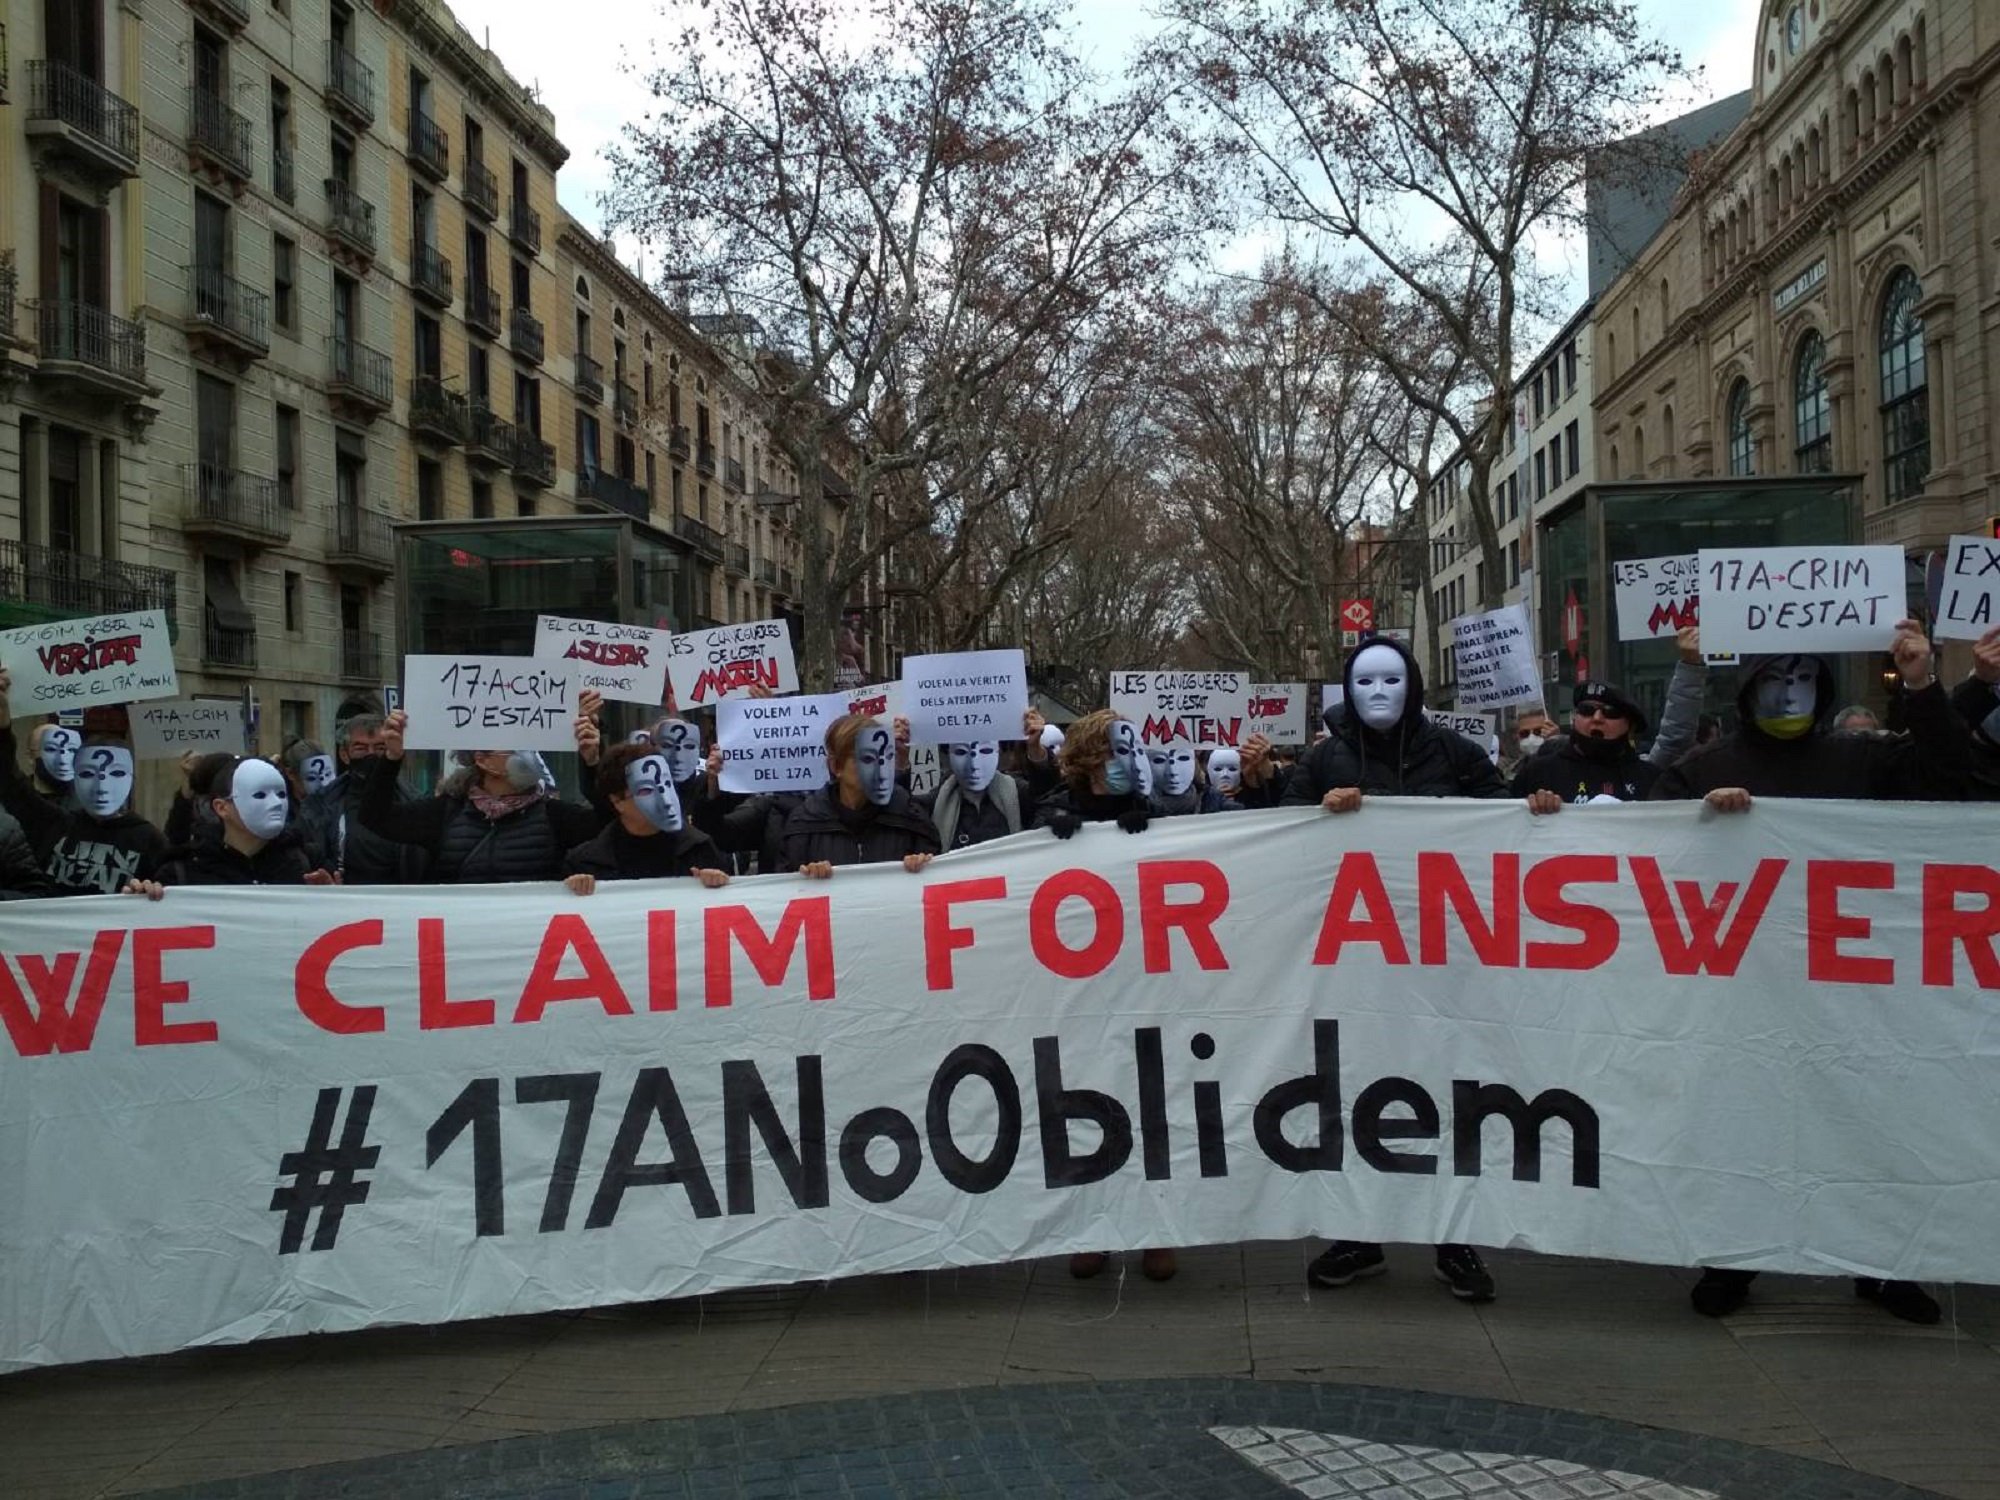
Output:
top-left (1573, 701), bottom-right (1628, 720)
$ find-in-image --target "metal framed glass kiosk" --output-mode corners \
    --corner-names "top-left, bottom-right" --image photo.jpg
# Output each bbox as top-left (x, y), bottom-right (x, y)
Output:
top-left (1532, 477), bottom-right (1880, 731)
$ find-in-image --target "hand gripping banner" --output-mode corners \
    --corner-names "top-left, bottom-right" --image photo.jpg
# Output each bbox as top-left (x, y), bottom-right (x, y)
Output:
top-left (3, 803), bottom-right (1998, 1371)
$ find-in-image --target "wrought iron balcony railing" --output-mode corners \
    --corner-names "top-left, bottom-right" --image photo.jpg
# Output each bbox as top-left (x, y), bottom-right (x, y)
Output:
top-left (325, 42), bottom-right (373, 123)
top-left (189, 266), bottom-right (270, 353)
top-left (510, 304), bottom-right (543, 363)
top-left (406, 108), bottom-right (448, 180)
top-left (509, 198), bottom-right (541, 254)
top-left (188, 86), bottom-right (252, 179)
top-left (573, 352), bottom-right (603, 404)
top-left (26, 60), bottom-right (140, 177)
top-left (0, 538), bottom-right (177, 623)
top-left (464, 157), bottom-right (499, 220)
top-left (183, 463), bottom-right (288, 543)
top-left (39, 300), bottom-right (147, 386)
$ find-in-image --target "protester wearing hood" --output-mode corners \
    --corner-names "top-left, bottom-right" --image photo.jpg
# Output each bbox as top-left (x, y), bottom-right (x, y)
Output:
top-left (1650, 620), bottom-right (1963, 1326)
top-left (357, 706), bottom-right (607, 883)
top-left (563, 741), bottom-right (731, 892)
top-left (1035, 710), bottom-right (1154, 838)
top-left (140, 755), bottom-right (328, 889)
top-left (0, 669), bottom-right (168, 896)
top-left (780, 715), bottom-right (940, 876)
top-left (919, 740), bottom-right (1034, 849)
top-left (1281, 636), bottom-right (1503, 1303)
top-left (1948, 624), bottom-right (2000, 798)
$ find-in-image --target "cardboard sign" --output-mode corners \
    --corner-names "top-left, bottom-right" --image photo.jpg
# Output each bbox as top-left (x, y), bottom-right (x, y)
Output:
top-left (667, 620), bottom-right (799, 706)
top-left (1697, 545), bottom-right (1904, 655)
top-left (128, 699), bottom-right (247, 759)
top-left (533, 616), bottom-right (671, 706)
top-left (1246, 682), bottom-right (1309, 745)
top-left (1107, 671), bottom-right (1252, 747)
top-left (1, 609), bottom-right (179, 712)
top-left (401, 655), bottom-right (579, 751)
top-left (715, 691), bottom-right (846, 793)
top-left (1451, 605), bottom-right (1541, 709)
top-left (1932, 536), bottom-right (2000, 641)
top-left (1612, 554), bottom-right (1700, 641)
top-left (901, 649), bottom-right (1028, 744)
top-left (846, 680), bottom-right (904, 722)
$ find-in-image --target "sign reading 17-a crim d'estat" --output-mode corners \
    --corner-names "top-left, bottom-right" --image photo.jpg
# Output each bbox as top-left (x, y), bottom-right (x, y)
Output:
top-left (1697, 545), bottom-right (1905, 654)
top-left (400, 655), bottom-right (578, 751)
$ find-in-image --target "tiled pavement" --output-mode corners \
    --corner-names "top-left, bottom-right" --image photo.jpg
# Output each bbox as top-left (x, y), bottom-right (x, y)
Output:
top-left (2, 1244), bottom-right (1997, 1499)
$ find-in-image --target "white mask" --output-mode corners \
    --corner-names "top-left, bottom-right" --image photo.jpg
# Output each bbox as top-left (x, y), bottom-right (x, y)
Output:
top-left (853, 724), bottom-right (896, 806)
top-left (1104, 720), bottom-right (1140, 795)
top-left (627, 728), bottom-right (654, 745)
top-left (1133, 740), bottom-right (1154, 797)
top-left (301, 753), bottom-right (336, 794)
top-left (38, 726), bottom-right (80, 785)
top-left (1208, 747), bottom-right (1242, 794)
top-left (947, 741), bottom-right (999, 795)
top-left (1752, 656), bottom-right (1819, 721)
top-left (1039, 725), bottom-right (1066, 753)
top-left (74, 744), bottom-right (135, 819)
top-left (229, 759), bottom-right (292, 840)
top-left (1349, 644), bottom-right (1410, 731)
top-left (1147, 743), bottom-right (1196, 796)
top-left (1518, 734), bottom-right (1547, 756)
top-left (624, 752), bottom-right (684, 833)
top-left (654, 718), bottom-right (704, 783)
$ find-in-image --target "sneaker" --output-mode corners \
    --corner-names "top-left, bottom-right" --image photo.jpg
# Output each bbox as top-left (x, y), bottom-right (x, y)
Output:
top-left (1141, 1248), bottom-right (1179, 1282)
top-left (1068, 1252), bottom-right (1109, 1280)
top-left (1856, 1278), bottom-right (1941, 1325)
top-left (1306, 1240), bottom-right (1387, 1288)
top-left (1433, 1244), bottom-right (1495, 1302)
top-left (1690, 1268), bottom-right (1755, 1317)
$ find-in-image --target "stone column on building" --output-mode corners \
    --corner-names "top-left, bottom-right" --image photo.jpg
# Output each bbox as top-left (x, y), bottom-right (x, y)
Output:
top-left (21, 416), bottom-right (47, 549)
top-left (77, 434), bottom-right (103, 556)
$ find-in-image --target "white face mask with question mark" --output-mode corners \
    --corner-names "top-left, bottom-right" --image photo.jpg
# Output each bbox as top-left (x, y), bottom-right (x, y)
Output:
top-left (75, 744), bottom-right (135, 819)
top-left (624, 752), bottom-right (685, 833)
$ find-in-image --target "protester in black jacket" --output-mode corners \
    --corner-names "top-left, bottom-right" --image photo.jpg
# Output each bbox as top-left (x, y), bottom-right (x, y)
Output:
top-left (1650, 621), bottom-right (1962, 1327)
top-left (1948, 625), bottom-right (2000, 799)
top-left (1512, 679), bottom-right (1662, 805)
top-left (918, 741), bottom-right (1034, 848)
top-left (1280, 636), bottom-right (1502, 1305)
top-left (781, 715), bottom-right (941, 876)
top-left (563, 742), bottom-right (731, 892)
top-left (1231, 734), bottom-right (1291, 808)
top-left (144, 755), bottom-right (325, 889)
top-left (0, 807), bottom-right (54, 898)
top-left (1034, 710), bottom-right (1154, 837)
top-left (302, 713), bottom-right (432, 884)
top-left (358, 706), bottom-right (607, 884)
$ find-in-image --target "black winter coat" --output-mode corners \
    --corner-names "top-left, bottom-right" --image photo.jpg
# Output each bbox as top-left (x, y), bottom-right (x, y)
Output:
top-left (303, 772), bottom-right (432, 885)
top-left (1510, 739), bottom-right (1662, 803)
top-left (0, 727), bottom-right (166, 894)
top-left (157, 827), bottom-right (316, 886)
top-left (1650, 656), bottom-right (1967, 802)
top-left (563, 822), bottom-right (724, 880)
top-left (779, 786), bottom-right (942, 871)
top-left (698, 789), bottom-right (805, 873)
top-left (356, 758), bottom-right (605, 883)
top-left (1282, 638), bottom-right (1507, 803)
top-left (1032, 784), bottom-right (1151, 827)
top-left (1948, 676), bottom-right (2000, 800)
top-left (0, 809), bottom-right (54, 898)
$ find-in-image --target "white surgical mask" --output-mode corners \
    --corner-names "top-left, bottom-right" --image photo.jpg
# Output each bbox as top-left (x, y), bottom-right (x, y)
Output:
top-left (624, 752), bottom-right (684, 833)
top-left (38, 727), bottom-right (80, 786)
top-left (1349, 645), bottom-right (1409, 731)
top-left (229, 759), bottom-right (291, 840)
top-left (853, 724), bottom-right (896, 806)
top-left (75, 744), bottom-right (135, 819)
top-left (947, 741), bottom-right (999, 795)
top-left (1207, 748), bottom-right (1242, 794)
top-left (1147, 744), bottom-right (1196, 796)
top-left (301, 753), bottom-right (336, 794)
top-left (1518, 733), bottom-right (1546, 756)
top-left (655, 718), bottom-right (704, 783)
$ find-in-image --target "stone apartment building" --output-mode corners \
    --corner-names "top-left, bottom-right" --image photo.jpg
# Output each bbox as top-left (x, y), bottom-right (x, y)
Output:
top-left (1592, 0), bottom-right (1993, 572)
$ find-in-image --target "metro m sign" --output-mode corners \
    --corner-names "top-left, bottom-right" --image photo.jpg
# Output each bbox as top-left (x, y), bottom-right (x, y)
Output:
top-left (1338, 597), bottom-right (1374, 633)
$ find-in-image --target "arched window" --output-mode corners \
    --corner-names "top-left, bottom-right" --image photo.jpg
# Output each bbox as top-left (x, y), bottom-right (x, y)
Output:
top-left (1630, 304), bottom-right (1640, 354)
top-left (1632, 424), bottom-right (1646, 477)
top-left (574, 275), bottom-right (591, 301)
top-left (1726, 379), bottom-right (1754, 476)
top-left (1658, 278), bottom-right (1670, 331)
top-left (1793, 331), bottom-right (1832, 473)
top-left (1661, 405), bottom-right (1676, 473)
top-left (1878, 268), bottom-right (1929, 502)
top-left (612, 307), bottom-right (626, 329)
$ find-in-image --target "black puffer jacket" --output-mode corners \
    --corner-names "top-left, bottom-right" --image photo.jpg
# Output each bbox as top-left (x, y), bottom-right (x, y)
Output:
top-left (698, 789), bottom-right (806, 873)
top-left (356, 758), bottom-right (605, 883)
top-left (1282, 638), bottom-right (1507, 802)
top-left (1650, 654), bottom-right (1967, 802)
top-left (1511, 738), bottom-right (1662, 803)
top-left (157, 824), bottom-right (316, 886)
top-left (0, 808), bottom-right (54, 898)
top-left (563, 822), bottom-right (724, 880)
top-left (1948, 676), bottom-right (2000, 800)
top-left (303, 770), bottom-right (431, 884)
top-left (779, 785), bottom-right (942, 871)
top-left (1033, 784), bottom-right (1151, 829)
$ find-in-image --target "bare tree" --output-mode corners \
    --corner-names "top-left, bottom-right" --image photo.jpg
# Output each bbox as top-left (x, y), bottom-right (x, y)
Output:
top-left (611, 0), bottom-right (1209, 685)
top-left (1161, 0), bottom-right (1681, 608)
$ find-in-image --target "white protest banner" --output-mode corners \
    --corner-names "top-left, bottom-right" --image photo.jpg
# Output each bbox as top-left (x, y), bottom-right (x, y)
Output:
top-left (715, 691), bottom-right (846, 793)
top-left (1611, 554), bottom-right (1700, 641)
top-left (533, 616), bottom-right (671, 706)
top-left (0, 609), bottom-right (178, 713)
top-left (1697, 545), bottom-right (1905, 655)
top-left (846, 680), bottom-right (904, 722)
top-left (1451, 604), bottom-right (1541, 709)
top-left (1932, 535), bottom-right (2000, 641)
top-left (1246, 682), bottom-right (1309, 745)
top-left (6, 802), bottom-right (2000, 1374)
top-left (667, 619), bottom-right (799, 706)
top-left (1107, 671), bottom-right (1252, 747)
top-left (400, 655), bottom-right (578, 752)
top-left (128, 699), bottom-right (247, 759)
top-left (901, 649), bottom-right (1028, 743)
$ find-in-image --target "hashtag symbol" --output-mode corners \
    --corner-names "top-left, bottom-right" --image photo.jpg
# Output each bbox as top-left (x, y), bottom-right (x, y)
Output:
top-left (270, 1086), bottom-right (381, 1253)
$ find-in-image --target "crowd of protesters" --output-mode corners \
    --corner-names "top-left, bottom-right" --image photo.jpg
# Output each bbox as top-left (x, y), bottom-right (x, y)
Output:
top-left (1, 613), bottom-right (1991, 1318)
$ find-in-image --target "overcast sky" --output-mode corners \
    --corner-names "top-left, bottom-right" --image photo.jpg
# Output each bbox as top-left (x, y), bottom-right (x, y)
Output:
top-left (457, 0), bottom-right (1759, 299)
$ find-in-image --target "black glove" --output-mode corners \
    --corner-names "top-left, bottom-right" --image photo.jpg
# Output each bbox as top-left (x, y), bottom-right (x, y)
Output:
top-left (1045, 809), bottom-right (1082, 841)
top-left (1115, 807), bottom-right (1150, 835)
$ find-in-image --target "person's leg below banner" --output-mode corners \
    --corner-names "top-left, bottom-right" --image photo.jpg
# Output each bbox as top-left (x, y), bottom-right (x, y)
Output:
top-left (1691, 1267), bottom-right (1757, 1317)
top-left (1855, 1278), bottom-right (1942, 1325)
top-left (1306, 1240), bottom-right (1388, 1289)
top-left (1434, 1244), bottom-right (1495, 1302)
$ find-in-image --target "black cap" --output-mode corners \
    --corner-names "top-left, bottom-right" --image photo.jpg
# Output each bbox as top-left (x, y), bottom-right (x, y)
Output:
top-left (1572, 679), bottom-right (1647, 733)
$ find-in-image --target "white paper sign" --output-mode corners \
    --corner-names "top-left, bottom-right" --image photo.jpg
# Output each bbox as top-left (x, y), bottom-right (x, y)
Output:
top-left (533, 616), bottom-right (671, 706)
top-left (0, 609), bottom-right (179, 712)
top-left (1932, 536), bottom-right (2000, 641)
top-left (907, 743), bottom-right (942, 797)
top-left (1425, 707), bottom-right (1495, 744)
top-left (128, 699), bottom-right (247, 759)
top-left (1612, 554), bottom-right (1700, 641)
top-left (901, 649), bottom-right (1028, 743)
top-left (1246, 682), bottom-right (1309, 745)
top-left (400, 655), bottom-right (578, 751)
top-left (846, 680), bottom-right (904, 722)
top-left (1451, 605), bottom-right (1541, 709)
top-left (1107, 671), bottom-right (1252, 747)
top-left (667, 619), bottom-right (799, 706)
top-left (1697, 545), bottom-right (1904, 655)
top-left (716, 692), bottom-right (846, 794)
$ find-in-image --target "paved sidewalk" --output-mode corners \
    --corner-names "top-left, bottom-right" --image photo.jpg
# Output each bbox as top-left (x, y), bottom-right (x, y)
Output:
top-left (3, 1245), bottom-right (1996, 1499)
